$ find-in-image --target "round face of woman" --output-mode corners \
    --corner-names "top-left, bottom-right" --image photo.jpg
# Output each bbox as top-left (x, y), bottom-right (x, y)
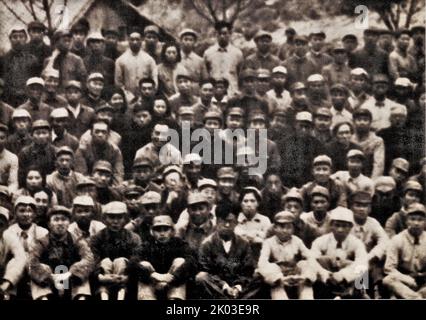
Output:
top-left (154, 99), bottom-right (167, 116)
top-left (26, 170), bottom-right (43, 190)
top-left (336, 123), bottom-right (352, 146)
top-left (110, 93), bottom-right (124, 111)
top-left (165, 46), bottom-right (178, 63)
top-left (241, 192), bottom-right (258, 216)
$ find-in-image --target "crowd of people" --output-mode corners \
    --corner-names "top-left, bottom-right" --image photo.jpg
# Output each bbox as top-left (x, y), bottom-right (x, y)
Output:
top-left (0, 16), bottom-right (425, 300)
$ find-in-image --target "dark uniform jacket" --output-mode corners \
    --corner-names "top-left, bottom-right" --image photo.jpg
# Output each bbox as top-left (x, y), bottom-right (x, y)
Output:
top-left (83, 54), bottom-right (115, 87)
top-left (65, 104), bottom-right (95, 139)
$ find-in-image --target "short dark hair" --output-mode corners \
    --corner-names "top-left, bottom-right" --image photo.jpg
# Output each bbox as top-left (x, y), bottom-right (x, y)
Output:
top-left (139, 77), bottom-right (156, 87)
top-left (200, 78), bottom-right (215, 88)
top-left (160, 42), bottom-right (181, 64)
top-left (215, 20), bottom-right (233, 32)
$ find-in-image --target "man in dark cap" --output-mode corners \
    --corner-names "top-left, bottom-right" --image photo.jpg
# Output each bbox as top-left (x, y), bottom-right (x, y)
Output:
top-left (342, 34), bottom-right (358, 60)
top-left (26, 21), bottom-right (52, 74)
top-left (101, 28), bottom-right (121, 61)
top-left (243, 30), bottom-right (281, 72)
top-left (307, 31), bottom-right (332, 74)
top-left (378, 29), bottom-right (395, 54)
top-left (179, 29), bottom-right (208, 86)
top-left (70, 18), bottom-right (90, 58)
top-left (142, 25), bottom-right (163, 63)
top-left (278, 27), bottom-right (297, 61)
top-left (322, 42), bottom-right (351, 86)
top-left (17, 77), bottom-right (53, 121)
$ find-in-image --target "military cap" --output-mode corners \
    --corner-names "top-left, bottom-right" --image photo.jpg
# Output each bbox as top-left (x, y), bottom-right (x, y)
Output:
top-left (48, 205), bottom-right (72, 219)
top-left (124, 184), bottom-right (144, 196)
top-left (50, 108), bottom-right (69, 119)
top-left (242, 186), bottom-right (262, 201)
top-left (272, 109), bottom-right (287, 117)
top-left (330, 83), bottom-right (349, 95)
top-left (141, 191), bottom-right (161, 205)
top-left (248, 113), bottom-right (266, 122)
top-left (203, 109), bottom-right (223, 121)
top-left (96, 104), bottom-right (114, 114)
top-left (313, 155), bottom-right (332, 167)
top-left (392, 158), bottom-right (409, 173)
top-left (314, 107), bottom-right (332, 118)
top-left (14, 195), bottom-right (36, 210)
top-left (350, 190), bottom-right (372, 204)
top-left (378, 28), bottom-right (393, 36)
top-left (272, 66), bottom-right (288, 75)
top-left (295, 111), bottom-right (312, 122)
top-left (363, 28), bottom-right (380, 36)
top-left (86, 31), bottom-right (105, 42)
top-left (71, 18), bottom-right (90, 33)
top-left (163, 165), bottom-right (183, 177)
top-left (53, 29), bottom-right (72, 42)
top-left (282, 187), bottom-right (304, 204)
top-left (330, 207), bottom-right (354, 224)
top-left (152, 215), bottom-right (174, 228)
top-left (332, 41), bottom-right (346, 52)
top-left (28, 21), bottom-right (46, 32)
top-left (342, 34), bottom-right (357, 42)
top-left (309, 31), bottom-right (326, 39)
top-left (73, 195), bottom-right (95, 207)
top-left (88, 72), bottom-right (105, 82)
top-left (307, 74), bottom-right (325, 83)
top-left (65, 80), bottom-right (83, 90)
top-left (410, 25), bottom-right (425, 34)
top-left (352, 108), bottom-right (372, 120)
top-left (395, 29), bottom-right (411, 38)
top-left (103, 201), bottom-right (127, 215)
top-left (144, 25), bottom-right (160, 36)
top-left (227, 107), bottom-right (244, 117)
top-left (133, 157), bottom-right (154, 168)
top-left (350, 68), bottom-right (368, 77)
top-left (56, 146), bottom-right (74, 158)
top-left (93, 160), bottom-right (113, 174)
top-left (372, 74), bottom-right (389, 84)
top-left (76, 177), bottom-right (96, 188)
top-left (26, 77), bottom-right (45, 87)
top-left (12, 109), bottom-right (31, 120)
top-left (285, 28), bottom-right (296, 35)
top-left (187, 192), bottom-right (209, 206)
top-left (403, 180), bottom-right (423, 194)
top-left (239, 68), bottom-right (257, 80)
top-left (101, 28), bottom-right (119, 37)
top-left (374, 176), bottom-right (396, 193)
top-left (257, 68), bottom-right (271, 79)
top-left (178, 106), bottom-right (194, 116)
top-left (274, 211), bottom-right (295, 224)
top-left (310, 185), bottom-right (330, 199)
top-left (293, 35), bottom-right (308, 44)
top-left (0, 123), bottom-right (8, 133)
top-left (406, 203), bottom-right (426, 217)
top-left (179, 28), bottom-right (198, 40)
top-left (347, 149), bottom-right (365, 160)
top-left (213, 77), bottom-right (229, 87)
top-left (0, 186), bottom-right (9, 198)
top-left (390, 104), bottom-right (407, 117)
top-left (198, 178), bottom-right (217, 189)
top-left (254, 30), bottom-right (273, 41)
top-left (31, 120), bottom-right (50, 132)
top-left (0, 206), bottom-right (9, 221)
top-left (183, 153), bottom-right (202, 165)
top-left (290, 82), bottom-right (306, 91)
top-left (9, 25), bottom-right (27, 37)
top-left (394, 77), bottom-right (413, 87)
top-left (217, 167), bottom-right (237, 179)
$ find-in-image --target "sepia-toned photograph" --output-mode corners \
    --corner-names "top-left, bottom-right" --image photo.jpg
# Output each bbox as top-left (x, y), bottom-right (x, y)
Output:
top-left (0, 0), bottom-right (425, 305)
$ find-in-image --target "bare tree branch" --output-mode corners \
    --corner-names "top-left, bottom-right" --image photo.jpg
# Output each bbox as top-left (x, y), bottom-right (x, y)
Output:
top-left (229, 0), bottom-right (253, 24)
top-left (187, 0), bottom-right (215, 24)
top-left (29, 0), bottom-right (39, 21)
top-left (405, 0), bottom-right (418, 28)
top-left (42, 0), bottom-right (52, 33)
top-left (396, 3), bottom-right (401, 29)
top-left (221, 0), bottom-right (227, 21)
top-left (205, 0), bottom-right (219, 23)
top-left (0, 0), bottom-right (28, 24)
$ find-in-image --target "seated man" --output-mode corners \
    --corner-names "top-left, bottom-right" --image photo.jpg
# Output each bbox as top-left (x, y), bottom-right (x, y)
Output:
top-left (135, 215), bottom-right (195, 300)
top-left (0, 206), bottom-right (26, 300)
top-left (258, 211), bottom-right (325, 300)
top-left (90, 202), bottom-right (141, 300)
top-left (29, 206), bottom-right (94, 300)
top-left (0, 123), bottom-right (18, 194)
top-left (383, 203), bottom-right (426, 299)
top-left (195, 209), bottom-right (260, 299)
top-left (311, 207), bottom-right (368, 299)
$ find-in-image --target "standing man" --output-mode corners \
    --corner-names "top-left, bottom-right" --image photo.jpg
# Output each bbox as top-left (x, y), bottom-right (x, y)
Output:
top-left (306, 31), bottom-right (332, 74)
top-left (0, 124), bottom-right (18, 194)
top-left (25, 21), bottom-right (52, 74)
top-left (18, 77), bottom-right (53, 121)
top-left (49, 108), bottom-right (79, 151)
top-left (204, 21), bottom-right (243, 97)
top-left (322, 42), bottom-right (351, 87)
top-left (388, 29), bottom-right (418, 82)
top-left (243, 30), bottom-right (281, 72)
top-left (142, 25), bottom-right (163, 64)
top-left (70, 18), bottom-right (90, 58)
top-left (115, 30), bottom-right (158, 99)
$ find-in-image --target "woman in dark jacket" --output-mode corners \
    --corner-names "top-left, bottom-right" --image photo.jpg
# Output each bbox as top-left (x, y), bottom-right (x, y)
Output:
top-left (104, 86), bottom-right (133, 137)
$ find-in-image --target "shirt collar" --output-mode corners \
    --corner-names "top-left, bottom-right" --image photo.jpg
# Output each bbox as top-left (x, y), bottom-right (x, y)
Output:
top-left (238, 212), bottom-right (261, 224)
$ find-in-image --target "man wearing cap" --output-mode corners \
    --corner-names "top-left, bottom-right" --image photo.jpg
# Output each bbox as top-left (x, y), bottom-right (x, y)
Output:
top-left (351, 108), bottom-right (385, 179)
top-left (383, 203), bottom-right (426, 298)
top-left (90, 201), bottom-right (141, 300)
top-left (203, 21), bottom-right (244, 97)
top-left (29, 206), bottom-right (94, 300)
top-left (306, 31), bottom-right (333, 74)
top-left (283, 35), bottom-right (317, 85)
top-left (347, 68), bottom-right (370, 110)
top-left (409, 158), bottom-right (426, 193)
top-left (243, 31), bottom-right (282, 72)
top-left (371, 176), bottom-right (401, 226)
top-left (142, 25), bottom-right (163, 64)
top-left (350, 28), bottom-right (389, 77)
top-left (306, 74), bottom-right (331, 110)
top-left (115, 30), bottom-right (158, 97)
top-left (121, 157), bottom-right (162, 194)
top-left (0, 124), bottom-right (18, 194)
top-left (360, 74), bottom-right (405, 131)
top-left (168, 71), bottom-right (198, 115)
top-left (259, 173), bottom-right (288, 220)
top-left (25, 21), bottom-right (52, 73)
top-left (49, 108), bottom-right (79, 151)
top-left (258, 210), bottom-right (323, 299)
top-left (46, 147), bottom-right (85, 208)
top-left (89, 160), bottom-right (122, 206)
top-left (278, 111), bottom-right (325, 187)
top-left (18, 119), bottom-right (56, 181)
top-left (192, 79), bottom-right (216, 123)
top-left (0, 25), bottom-right (38, 107)
top-left (41, 68), bottom-right (68, 109)
top-left (377, 29), bottom-right (395, 54)
top-left (74, 120), bottom-right (124, 185)
top-left (215, 166), bottom-right (240, 213)
top-left (312, 107), bottom-right (333, 145)
top-left (6, 110), bottom-right (32, 156)
top-left (349, 191), bottom-right (388, 292)
top-left (284, 82), bottom-right (312, 126)
top-left (68, 195), bottom-right (105, 241)
top-left (63, 80), bottom-right (96, 139)
top-left (278, 28), bottom-right (297, 61)
top-left (332, 149), bottom-right (374, 198)
top-left (266, 66), bottom-right (291, 114)
top-left (329, 85), bottom-right (352, 128)
top-left (300, 186), bottom-right (332, 239)
top-left (70, 18), bottom-right (90, 58)
top-left (17, 78), bottom-right (53, 121)
top-left (393, 77), bottom-right (417, 115)
top-left (196, 209), bottom-right (260, 299)
top-left (311, 207), bottom-right (368, 298)
top-left (135, 215), bottom-right (196, 300)
top-left (385, 180), bottom-right (424, 238)
top-left (101, 28), bottom-right (120, 61)
top-left (211, 77), bottom-right (229, 110)
top-left (80, 72), bottom-right (107, 110)
top-left (408, 26), bottom-right (425, 77)
top-left (182, 153), bottom-right (204, 191)
top-left (341, 34), bottom-right (358, 58)
top-left (388, 29), bottom-right (418, 82)
top-left (0, 205), bottom-right (26, 300)
top-left (44, 29), bottom-right (88, 89)
top-left (84, 32), bottom-right (115, 87)
top-left (322, 43), bottom-right (351, 87)
top-left (388, 158), bottom-right (410, 197)
top-left (179, 29), bottom-right (208, 86)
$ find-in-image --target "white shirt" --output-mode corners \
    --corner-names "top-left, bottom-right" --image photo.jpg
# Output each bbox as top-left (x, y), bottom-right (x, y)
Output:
top-left (222, 240), bottom-right (232, 254)
top-left (67, 103), bottom-right (81, 119)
